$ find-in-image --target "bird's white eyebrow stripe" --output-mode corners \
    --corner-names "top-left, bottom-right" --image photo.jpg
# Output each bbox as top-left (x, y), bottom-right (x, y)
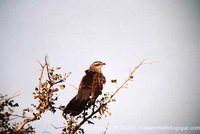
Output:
top-left (93, 61), bottom-right (104, 65)
top-left (94, 61), bottom-right (102, 63)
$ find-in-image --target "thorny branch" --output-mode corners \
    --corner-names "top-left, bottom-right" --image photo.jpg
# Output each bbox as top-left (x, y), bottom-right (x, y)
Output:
top-left (14, 56), bottom-right (68, 133)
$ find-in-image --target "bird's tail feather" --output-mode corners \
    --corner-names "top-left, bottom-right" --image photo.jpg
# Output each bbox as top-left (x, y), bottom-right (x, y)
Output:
top-left (63, 96), bottom-right (88, 116)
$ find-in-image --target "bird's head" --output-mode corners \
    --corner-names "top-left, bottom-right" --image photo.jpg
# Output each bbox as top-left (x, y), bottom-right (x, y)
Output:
top-left (89, 61), bottom-right (106, 73)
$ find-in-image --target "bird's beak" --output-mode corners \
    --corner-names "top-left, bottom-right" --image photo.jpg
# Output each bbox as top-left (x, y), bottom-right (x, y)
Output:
top-left (102, 62), bottom-right (106, 65)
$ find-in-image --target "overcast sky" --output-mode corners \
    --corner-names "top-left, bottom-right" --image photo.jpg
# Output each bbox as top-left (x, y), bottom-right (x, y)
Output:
top-left (0, 0), bottom-right (200, 134)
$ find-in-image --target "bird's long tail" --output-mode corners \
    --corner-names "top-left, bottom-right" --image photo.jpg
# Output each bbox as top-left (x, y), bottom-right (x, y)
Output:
top-left (63, 96), bottom-right (88, 117)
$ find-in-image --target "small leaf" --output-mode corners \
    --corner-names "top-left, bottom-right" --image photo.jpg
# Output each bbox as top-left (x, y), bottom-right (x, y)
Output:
top-left (62, 128), bottom-right (66, 132)
top-left (52, 74), bottom-right (59, 80)
top-left (50, 72), bottom-right (53, 76)
top-left (93, 115), bottom-right (97, 119)
top-left (56, 67), bottom-right (61, 70)
top-left (41, 82), bottom-right (47, 88)
top-left (98, 116), bottom-right (101, 120)
top-left (53, 88), bottom-right (59, 92)
top-left (14, 103), bottom-right (19, 107)
top-left (59, 105), bottom-right (65, 110)
top-left (60, 85), bottom-right (65, 90)
top-left (54, 97), bottom-right (58, 101)
top-left (78, 128), bottom-right (84, 134)
top-left (111, 79), bottom-right (117, 83)
top-left (49, 68), bottom-right (54, 73)
top-left (87, 120), bottom-right (94, 125)
top-left (31, 104), bottom-right (36, 107)
top-left (34, 95), bottom-right (38, 99)
top-left (50, 108), bottom-right (56, 113)
top-left (112, 99), bottom-right (116, 102)
top-left (83, 112), bottom-right (88, 116)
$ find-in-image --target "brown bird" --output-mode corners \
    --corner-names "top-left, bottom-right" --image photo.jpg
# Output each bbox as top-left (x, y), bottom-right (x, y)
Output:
top-left (63, 61), bottom-right (106, 116)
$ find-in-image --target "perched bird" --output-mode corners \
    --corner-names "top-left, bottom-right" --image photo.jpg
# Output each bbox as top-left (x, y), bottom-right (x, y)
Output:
top-left (63, 61), bottom-right (106, 116)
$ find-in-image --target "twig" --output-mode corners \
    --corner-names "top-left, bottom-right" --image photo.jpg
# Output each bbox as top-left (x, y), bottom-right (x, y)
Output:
top-left (38, 59), bottom-right (46, 93)
top-left (45, 56), bottom-right (52, 83)
top-left (15, 115), bottom-right (36, 131)
top-left (74, 104), bottom-right (104, 132)
top-left (51, 124), bottom-right (65, 129)
top-left (110, 59), bottom-right (146, 99)
top-left (43, 130), bottom-right (53, 134)
top-left (7, 92), bottom-right (21, 101)
top-left (54, 79), bottom-right (64, 85)
top-left (70, 84), bottom-right (78, 90)
top-left (103, 123), bottom-right (109, 134)
top-left (10, 114), bottom-right (25, 118)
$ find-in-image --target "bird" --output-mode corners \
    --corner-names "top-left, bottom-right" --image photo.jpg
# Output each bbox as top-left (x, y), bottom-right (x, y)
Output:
top-left (63, 61), bottom-right (106, 116)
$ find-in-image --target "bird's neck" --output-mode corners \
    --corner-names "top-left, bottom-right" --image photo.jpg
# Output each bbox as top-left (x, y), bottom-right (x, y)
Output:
top-left (85, 68), bottom-right (102, 74)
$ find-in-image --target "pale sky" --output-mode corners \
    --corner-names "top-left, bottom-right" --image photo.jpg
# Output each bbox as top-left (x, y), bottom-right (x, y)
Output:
top-left (0, 0), bottom-right (200, 134)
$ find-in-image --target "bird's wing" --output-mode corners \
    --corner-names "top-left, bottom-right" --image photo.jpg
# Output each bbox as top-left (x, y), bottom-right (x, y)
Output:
top-left (76, 71), bottom-right (94, 101)
top-left (90, 73), bottom-right (106, 102)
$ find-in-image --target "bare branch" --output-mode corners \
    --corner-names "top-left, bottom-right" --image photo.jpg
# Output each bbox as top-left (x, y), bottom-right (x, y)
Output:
top-left (70, 84), bottom-right (78, 90)
top-left (143, 60), bottom-right (160, 64)
top-left (45, 56), bottom-right (52, 83)
top-left (103, 123), bottom-right (109, 134)
top-left (51, 124), bottom-right (65, 129)
top-left (10, 114), bottom-right (24, 118)
top-left (38, 58), bottom-right (46, 93)
top-left (7, 92), bottom-right (21, 101)
top-left (110, 59), bottom-right (146, 99)
top-left (15, 115), bottom-right (36, 131)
